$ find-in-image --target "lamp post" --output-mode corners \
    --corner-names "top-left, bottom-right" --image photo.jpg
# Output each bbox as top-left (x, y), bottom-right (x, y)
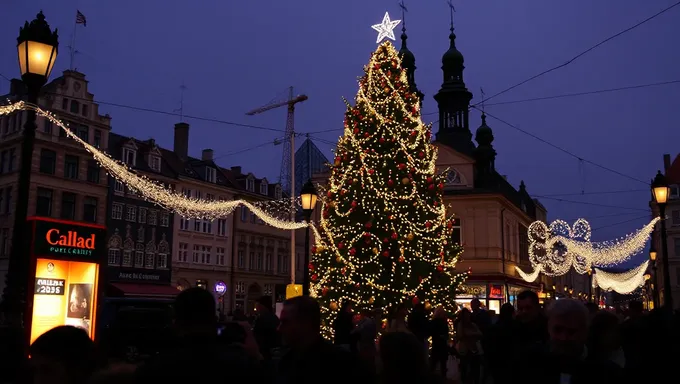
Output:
top-left (300, 179), bottom-right (317, 296)
top-left (649, 242), bottom-right (659, 308)
top-left (2, 12), bottom-right (58, 322)
top-left (587, 269), bottom-right (593, 303)
top-left (651, 171), bottom-right (672, 310)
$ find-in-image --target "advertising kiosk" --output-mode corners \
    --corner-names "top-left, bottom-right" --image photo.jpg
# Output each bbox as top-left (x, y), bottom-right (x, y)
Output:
top-left (26, 217), bottom-right (106, 344)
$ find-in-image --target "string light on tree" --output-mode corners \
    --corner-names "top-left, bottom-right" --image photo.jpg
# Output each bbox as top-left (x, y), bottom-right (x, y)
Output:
top-left (0, 101), bottom-right (305, 230)
top-left (593, 260), bottom-right (649, 294)
top-left (309, 40), bottom-right (466, 339)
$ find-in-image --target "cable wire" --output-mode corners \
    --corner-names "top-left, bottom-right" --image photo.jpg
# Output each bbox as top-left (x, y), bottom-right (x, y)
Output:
top-left (532, 195), bottom-right (649, 212)
top-left (592, 214), bottom-right (651, 232)
top-left (472, 1), bottom-right (680, 107)
top-left (535, 189), bottom-right (648, 197)
top-left (212, 138), bottom-right (283, 161)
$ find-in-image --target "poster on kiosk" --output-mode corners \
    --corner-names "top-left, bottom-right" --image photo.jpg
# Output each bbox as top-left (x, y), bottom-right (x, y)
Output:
top-left (27, 217), bottom-right (106, 344)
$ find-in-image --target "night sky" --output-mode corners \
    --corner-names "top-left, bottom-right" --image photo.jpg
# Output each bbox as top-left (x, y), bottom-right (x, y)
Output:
top-left (3, 1), bottom-right (679, 268)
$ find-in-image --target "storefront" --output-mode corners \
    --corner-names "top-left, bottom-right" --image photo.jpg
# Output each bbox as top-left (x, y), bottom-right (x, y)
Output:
top-left (27, 217), bottom-right (106, 344)
top-left (456, 279), bottom-right (541, 314)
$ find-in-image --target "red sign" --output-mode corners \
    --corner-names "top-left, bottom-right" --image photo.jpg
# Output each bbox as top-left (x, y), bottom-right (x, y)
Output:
top-left (489, 285), bottom-right (504, 298)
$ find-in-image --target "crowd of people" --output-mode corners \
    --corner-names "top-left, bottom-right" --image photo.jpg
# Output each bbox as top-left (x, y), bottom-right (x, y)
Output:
top-left (1, 288), bottom-right (679, 384)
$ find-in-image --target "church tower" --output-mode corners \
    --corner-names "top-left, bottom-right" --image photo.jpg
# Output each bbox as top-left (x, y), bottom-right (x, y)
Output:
top-left (398, 4), bottom-right (424, 105)
top-left (433, 9), bottom-right (475, 156)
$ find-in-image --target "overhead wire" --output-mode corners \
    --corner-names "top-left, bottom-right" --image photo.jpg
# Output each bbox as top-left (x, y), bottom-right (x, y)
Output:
top-left (535, 189), bottom-right (648, 197)
top-left (591, 214), bottom-right (652, 232)
top-left (471, 1), bottom-right (680, 107)
top-left (532, 195), bottom-right (649, 212)
top-left (212, 137), bottom-right (284, 161)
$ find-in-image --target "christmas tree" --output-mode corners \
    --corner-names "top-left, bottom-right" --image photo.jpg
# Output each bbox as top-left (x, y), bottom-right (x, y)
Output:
top-left (309, 41), bottom-right (467, 338)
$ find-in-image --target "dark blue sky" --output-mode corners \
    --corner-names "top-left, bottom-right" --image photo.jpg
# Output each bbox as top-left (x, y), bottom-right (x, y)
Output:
top-left (3, 1), bottom-right (679, 267)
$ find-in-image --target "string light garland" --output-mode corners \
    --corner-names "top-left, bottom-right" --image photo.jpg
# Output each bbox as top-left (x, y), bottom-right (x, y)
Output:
top-left (308, 41), bottom-right (466, 339)
top-left (0, 101), bottom-right (306, 230)
top-left (517, 217), bottom-right (659, 280)
top-left (593, 261), bottom-right (649, 294)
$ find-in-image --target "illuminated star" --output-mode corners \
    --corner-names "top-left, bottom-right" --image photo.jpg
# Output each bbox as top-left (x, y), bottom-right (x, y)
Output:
top-left (371, 12), bottom-right (401, 44)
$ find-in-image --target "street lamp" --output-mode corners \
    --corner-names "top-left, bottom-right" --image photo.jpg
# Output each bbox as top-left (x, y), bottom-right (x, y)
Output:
top-left (587, 269), bottom-right (593, 303)
top-left (300, 179), bottom-right (318, 296)
top-left (2, 12), bottom-right (58, 321)
top-left (651, 171), bottom-right (672, 310)
top-left (649, 241), bottom-right (659, 308)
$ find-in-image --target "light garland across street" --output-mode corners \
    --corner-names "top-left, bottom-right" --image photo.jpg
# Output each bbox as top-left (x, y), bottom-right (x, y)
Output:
top-left (593, 260), bottom-right (649, 294)
top-left (0, 101), bottom-right (307, 230)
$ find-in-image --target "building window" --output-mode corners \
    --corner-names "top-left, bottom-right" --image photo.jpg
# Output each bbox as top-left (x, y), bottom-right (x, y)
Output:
top-left (451, 218), bottom-right (461, 245)
top-left (674, 238), bottom-right (680, 257)
top-left (86, 161), bottom-right (100, 183)
top-left (264, 284), bottom-right (273, 296)
top-left (123, 147), bottom-right (136, 166)
top-left (64, 155), bottom-right (79, 179)
top-left (107, 249), bottom-right (120, 266)
top-left (138, 208), bottom-right (147, 224)
top-left (122, 250), bottom-right (132, 267)
top-left (70, 100), bottom-right (80, 114)
top-left (282, 255), bottom-right (289, 273)
top-left (149, 155), bottom-right (161, 172)
top-left (2, 188), bottom-right (11, 215)
top-left (157, 253), bottom-right (168, 269)
top-left (217, 219), bottom-right (227, 236)
top-left (249, 252), bottom-right (255, 270)
top-left (59, 192), bottom-right (76, 220)
top-left (216, 247), bottom-right (225, 266)
top-left (160, 211), bottom-right (169, 227)
top-left (148, 210), bottom-right (157, 225)
top-left (260, 181), bottom-right (268, 195)
top-left (0, 151), bottom-right (6, 173)
top-left (246, 177), bottom-right (255, 192)
top-left (194, 219), bottom-right (202, 232)
top-left (275, 185), bottom-right (282, 199)
top-left (202, 220), bottom-right (212, 234)
top-left (0, 228), bottom-right (8, 258)
top-left (94, 130), bottom-right (101, 148)
top-left (126, 205), bottom-right (137, 222)
top-left (114, 180), bottom-right (124, 195)
top-left (82, 104), bottom-right (89, 118)
top-left (111, 203), bottom-right (123, 220)
top-left (178, 243), bottom-right (188, 262)
top-left (519, 225), bottom-right (529, 264)
top-left (192, 245), bottom-right (200, 263)
top-left (77, 125), bottom-right (89, 142)
top-left (145, 253), bottom-right (155, 269)
top-left (256, 253), bottom-right (263, 271)
top-left (236, 281), bottom-right (245, 294)
top-left (180, 217), bottom-right (190, 231)
top-left (83, 196), bottom-right (97, 223)
top-left (201, 246), bottom-right (211, 264)
top-left (673, 210), bottom-right (680, 226)
top-left (240, 207), bottom-right (248, 222)
top-left (39, 149), bottom-right (56, 174)
top-left (205, 167), bottom-right (216, 183)
top-left (237, 250), bottom-right (245, 268)
top-left (43, 119), bottom-right (52, 134)
top-left (265, 253), bottom-right (272, 272)
top-left (135, 244), bottom-right (144, 267)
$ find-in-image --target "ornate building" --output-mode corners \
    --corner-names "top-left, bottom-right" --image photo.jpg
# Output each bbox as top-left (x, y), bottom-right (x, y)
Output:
top-left (0, 71), bottom-right (110, 291)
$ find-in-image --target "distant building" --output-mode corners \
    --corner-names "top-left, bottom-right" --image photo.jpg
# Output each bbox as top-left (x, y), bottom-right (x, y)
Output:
top-left (0, 70), bottom-right (110, 291)
top-left (294, 138), bottom-right (329, 194)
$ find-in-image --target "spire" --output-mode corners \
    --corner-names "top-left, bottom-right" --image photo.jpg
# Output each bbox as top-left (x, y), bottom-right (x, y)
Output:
top-left (397, 0), bottom-right (423, 104)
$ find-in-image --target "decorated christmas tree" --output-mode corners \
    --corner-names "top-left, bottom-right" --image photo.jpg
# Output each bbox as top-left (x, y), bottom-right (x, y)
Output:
top-left (309, 41), bottom-right (467, 338)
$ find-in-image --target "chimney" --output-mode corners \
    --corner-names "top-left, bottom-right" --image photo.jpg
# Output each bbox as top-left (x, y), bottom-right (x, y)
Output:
top-left (174, 122), bottom-right (189, 160)
top-left (202, 149), bottom-right (214, 161)
top-left (231, 166), bottom-right (242, 175)
top-left (664, 154), bottom-right (671, 172)
top-left (9, 79), bottom-right (26, 96)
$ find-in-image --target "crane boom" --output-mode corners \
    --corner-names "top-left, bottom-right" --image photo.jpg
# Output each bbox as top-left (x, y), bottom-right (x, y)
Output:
top-left (246, 95), bottom-right (308, 116)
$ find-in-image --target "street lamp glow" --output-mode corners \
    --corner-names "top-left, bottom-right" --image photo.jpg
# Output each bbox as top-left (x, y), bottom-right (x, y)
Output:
top-left (300, 180), bottom-right (318, 213)
top-left (17, 12), bottom-right (59, 84)
top-left (651, 171), bottom-right (669, 205)
top-left (649, 246), bottom-right (657, 261)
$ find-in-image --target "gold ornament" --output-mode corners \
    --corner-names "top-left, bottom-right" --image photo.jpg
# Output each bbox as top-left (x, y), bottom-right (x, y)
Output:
top-left (372, 247), bottom-right (379, 255)
top-left (407, 233), bottom-right (414, 241)
top-left (336, 256), bottom-right (342, 262)
top-left (330, 301), bottom-right (338, 311)
top-left (369, 296), bottom-right (375, 304)
top-left (424, 301), bottom-right (432, 311)
top-left (401, 177), bottom-right (410, 185)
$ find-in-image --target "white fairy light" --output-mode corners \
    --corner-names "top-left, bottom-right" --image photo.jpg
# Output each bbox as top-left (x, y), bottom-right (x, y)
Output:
top-left (371, 12), bottom-right (401, 43)
top-left (514, 265), bottom-right (541, 283)
top-left (0, 101), bottom-right (307, 230)
top-left (593, 260), bottom-right (649, 294)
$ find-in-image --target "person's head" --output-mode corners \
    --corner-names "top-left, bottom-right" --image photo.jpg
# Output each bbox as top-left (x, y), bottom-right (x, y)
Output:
top-left (499, 302), bottom-right (515, 322)
top-left (255, 295), bottom-right (272, 313)
top-left (378, 332), bottom-right (428, 382)
top-left (434, 305), bottom-right (446, 319)
top-left (546, 299), bottom-right (589, 359)
top-left (218, 321), bottom-right (248, 345)
top-left (585, 302), bottom-right (599, 316)
top-left (628, 300), bottom-right (643, 317)
top-left (395, 303), bottom-right (408, 319)
top-left (279, 296), bottom-right (321, 347)
top-left (173, 287), bottom-right (216, 335)
top-left (470, 298), bottom-right (481, 311)
top-left (30, 326), bottom-right (97, 384)
top-left (588, 310), bottom-right (621, 356)
top-left (458, 308), bottom-right (471, 323)
top-left (516, 290), bottom-right (541, 322)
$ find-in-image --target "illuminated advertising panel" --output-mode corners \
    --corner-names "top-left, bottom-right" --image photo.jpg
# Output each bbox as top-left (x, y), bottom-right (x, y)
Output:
top-left (28, 218), bottom-right (106, 344)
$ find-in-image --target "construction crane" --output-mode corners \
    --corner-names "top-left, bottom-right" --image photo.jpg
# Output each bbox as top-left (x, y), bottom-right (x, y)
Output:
top-left (246, 86), bottom-right (308, 285)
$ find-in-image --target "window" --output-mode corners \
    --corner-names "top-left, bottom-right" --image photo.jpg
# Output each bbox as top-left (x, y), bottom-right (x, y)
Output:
top-left (519, 225), bottom-right (529, 264)
top-left (236, 281), bottom-right (245, 294)
top-left (673, 210), bottom-right (680, 226)
top-left (205, 167), bottom-right (216, 183)
top-left (137, 208), bottom-right (147, 224)
top-left (108, 249), bottom-right (120, 266)
top-left (70, 100), bottom-right (80, 114)
top-left (277, 254), bottom-right (282, 273)
top-left (149, 155), bottom-right (161, 172)
top-left (282, 254), bottom-right (289, 273)
top-left (265, 253), bottom-right (273, 272)
top-left (249, 252), bottom-right (255, 270)
top-left (122, 250), bottom-right (132, 267)
top-left (7, 149), bottom-right (16, 172)
top-left (62, 98), bottom-right (68, 110)
top-left (126, 205), bottom-right (137, 222)
top-left (86, 161), bottom-right (100, 183)
top-left (36, 188), bottom-right (53, 216)
top-left (39, 149), bottom-right (56, 174)
top-left (114, 180), bottom-right (124, 195)
top-left (60, 192), bottom-right (76, 220)
top-left (217, 219), bottom-right (227, 236)
top-left (216, 247), bottom-right (225, 265)
top-left (237, 250), bottom-right (245, 268)
top-left (256, 253), bottom-right (263, 271)
top-left (201, 246), bottom-right (212, 264)
top-left (83, 196), bottom-right (97, 223)
top-left (77, 125), bottom-right (89, 142)
top-left (64, 155), bottom-right (79, 179)
top-left (202, 220), bottom-right (212, 234)
top-left (451, 218), bottom-right (461, 245)
top-left (180, 217), bottom-right (190, 231)
top-left (246, 177), bottom-right (255, 192)
top-left (264, 284), bottom-right (273, 296)
top-left (260, 181), bottom-right (268, 195)
top-left (3, 188), bottom-right (10, 215)
top-left (240, 207), bottom-right (248, 222)
top-left (43, 119), bottom-right (52, 134)
top-left (671, 185), bottom-right (679, 198)
top-left (157, 253), bottom-right (168, 269)
top-left (94, 130), bottom-right (101, 148)
top-left (148, 210), bottom-right (157, 225)
top-left (275, 185), bottom-right (282, 199)
top-left (144, 252), bottom-right (154, 269)
top-left (178, 243), bottom-right (188, 262)
top-left (160, 211), bottom-right (169, 227)
top-left (135, 244), bottom-right (144, 267)
top-left (111, 203), bottom-right (123, 220)
top-left (674, 238), bottom-right (680, 257)
top-left (0, 151), bottom-right (6, 173)
top-left (192, 245), bottom-right (200, 263)
top-left (123, 147), bottom-right (136, 166)
top-left (194, 219), bottom-right (202, 232)
top-left (82, 104), bottom-right (89, 118)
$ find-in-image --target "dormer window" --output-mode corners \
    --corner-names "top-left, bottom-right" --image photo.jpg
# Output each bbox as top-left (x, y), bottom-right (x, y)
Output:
top-left (521, 201), bottom-right (527, 212)
top-left (123, 147), bottom-right (136, 166)
top-left (149, 155), bottom-right (161, 172)
top-left (671, 185), bottom-right (679, 199)
top-left (275, 185), bottom-right (282, 199)
top-left (246, 176), bottom-right (255, 192)
top-left (260, 180), bottom-right (268, 195)
top-left (205, 167), bottom-right (216, 183)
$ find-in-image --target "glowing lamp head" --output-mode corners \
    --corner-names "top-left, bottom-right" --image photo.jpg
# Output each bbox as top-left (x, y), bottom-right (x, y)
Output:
top-left (649, 242), bottom-right (657, 261)
top-left (17, 11), bottom-right (59, 86)
top-left (644, 273), bottom-right (651, 281)
top-left (651, 171), bottom-right (669, 205)
top-left (300, 179), bottom-right (318, 213)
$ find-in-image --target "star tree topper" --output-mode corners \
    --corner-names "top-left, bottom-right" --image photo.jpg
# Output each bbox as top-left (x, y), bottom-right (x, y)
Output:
top-left (371, 12), bottom-right (401, 44)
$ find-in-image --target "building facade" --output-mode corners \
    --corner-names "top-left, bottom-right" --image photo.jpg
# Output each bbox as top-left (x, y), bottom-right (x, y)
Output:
top-left (0, 71), bottom-right (110, 291)
top-left (104, 133), bottom-right (179, 296)
top-left (650, 153), bottom-right (680, 309)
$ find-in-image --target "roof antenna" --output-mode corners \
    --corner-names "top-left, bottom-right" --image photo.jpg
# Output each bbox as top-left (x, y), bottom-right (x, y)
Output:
top-left (173, 81), bottom-right (188, 122)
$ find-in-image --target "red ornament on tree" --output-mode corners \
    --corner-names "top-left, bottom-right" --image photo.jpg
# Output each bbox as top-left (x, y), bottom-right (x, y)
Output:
top-left (311, 274), bottom-right (318, 281)
top-left (382, 251), bottom-right (390, 257)
top-left (365, 222), bottom-right (373, 229)
top-left (309, 262), bottom-right (315, 271)
top-left (368, 169), bottom-right (375, 175)
top-left (418, 151), bottom-right (425, 158)
top-left (412, 296), bottom-right (420, 305)
top-left (391, 232), bottom-right (398, 240)
top-left (349, 248), bottom-right (356, 256)
top-left (353, 127), bottom-right (359, 134)
top-left (351, 200), bottom-right (358, 208)
top-left (437, 265), bottom-right (444, 272)
top-left (322, 287), bottom-right (329, 296)
top-left (387, 179), bottom-right (394, 187)
top-left (338, 242), bottom-right (345, 249)
top-left (379, 137), bottom-right (385, 143)
top-left (426, 221), bottom-right (432, 228)
top-left (398, 163), bottom-right (406, 170)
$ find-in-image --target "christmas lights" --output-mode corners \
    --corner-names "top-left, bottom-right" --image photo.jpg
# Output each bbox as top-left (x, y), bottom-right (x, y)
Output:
top-left (371, 12), bottom-right (401, 44)
top-left (0, 101), bottom-right (306, 230)
top-left (309, 41), bottom-right (466, 339)
top-left (593, 261), bottom-right (649, 294)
